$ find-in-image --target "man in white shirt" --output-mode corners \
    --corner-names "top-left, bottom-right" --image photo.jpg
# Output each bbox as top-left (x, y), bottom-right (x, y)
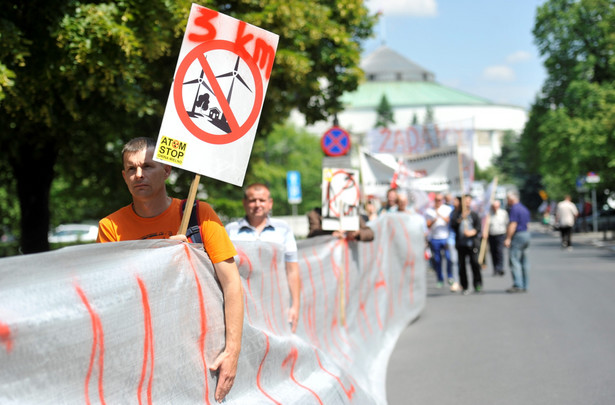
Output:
top-left (225, 183), bottom-right (301, 332)
top-left (425, 193), bottom-right (453, 288)
top-left (556, 195), bottom-right (579, 249)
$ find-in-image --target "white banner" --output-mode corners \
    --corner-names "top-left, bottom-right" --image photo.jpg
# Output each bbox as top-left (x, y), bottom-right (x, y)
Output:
top-left (394, 146), bottom-right (459, 192)
top-left (366, 121), bottom-right (474, 157)
top-left (0, 213), bottom-right (426, 404)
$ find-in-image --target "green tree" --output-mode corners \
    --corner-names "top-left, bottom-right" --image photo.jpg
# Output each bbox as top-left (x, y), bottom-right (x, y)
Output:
top-left (375, 94), bottom-right (394, 127)
top-left (203, 122), bottom-right (323, 221)
top-left (410, 113), bottom-right (419, 126)
top-left (0, 1), bottom-right (375, 254)
top-left (424, 105), bottom-right (435, 125)
top-left (522, 0), bottom-right (615, 203)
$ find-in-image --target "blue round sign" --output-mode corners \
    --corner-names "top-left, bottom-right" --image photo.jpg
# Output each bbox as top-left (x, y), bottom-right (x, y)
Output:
top-left (321, 127), bottom-right (351, 157)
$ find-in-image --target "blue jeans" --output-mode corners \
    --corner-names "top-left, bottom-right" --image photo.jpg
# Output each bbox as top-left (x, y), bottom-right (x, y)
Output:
top-left (509, 231), bottom-right (530, 289)
top-left (429, 238), bottom-right (452, 282)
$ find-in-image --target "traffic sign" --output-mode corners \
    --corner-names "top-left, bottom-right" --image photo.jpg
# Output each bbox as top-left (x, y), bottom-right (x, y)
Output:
top-left (321, 127), bottom-right (351, 157)
top-left (586, 172), bottom-right (600, 184)
top-left (287, 171), bottom-right (302, 204)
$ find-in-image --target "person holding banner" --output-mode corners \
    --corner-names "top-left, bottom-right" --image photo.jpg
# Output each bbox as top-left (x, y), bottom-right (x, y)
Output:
top-left (96, 137), bottom-right (243, 402)
top-left (379, 188), bottom-right (399, 214)
top-left (307, 207), bottom-right (375, 241)
top-left (225, 183), bottom-right (301, 333)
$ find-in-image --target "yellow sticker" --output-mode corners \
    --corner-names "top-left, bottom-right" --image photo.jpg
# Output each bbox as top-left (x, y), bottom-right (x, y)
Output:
top-left (324, 168), bottom-right (333, 182)
top-left (157, 136), bottom-right (187, 165)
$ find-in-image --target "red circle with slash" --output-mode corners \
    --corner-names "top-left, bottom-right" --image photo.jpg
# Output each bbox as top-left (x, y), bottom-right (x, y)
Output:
top-left (173, 40), bottom-right (264, 145)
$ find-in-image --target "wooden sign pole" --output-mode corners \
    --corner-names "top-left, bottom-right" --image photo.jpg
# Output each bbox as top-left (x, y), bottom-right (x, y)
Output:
top-left (479, 177), bottom-right (498, 265)
top-left (177, 174), bottom-right (201, 235)
top-left (338, 199), bottom-right (346, 327)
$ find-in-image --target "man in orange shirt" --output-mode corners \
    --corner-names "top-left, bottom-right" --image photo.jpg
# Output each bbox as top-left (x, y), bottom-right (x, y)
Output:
top-left (97, 137), bottom-right (243, 403)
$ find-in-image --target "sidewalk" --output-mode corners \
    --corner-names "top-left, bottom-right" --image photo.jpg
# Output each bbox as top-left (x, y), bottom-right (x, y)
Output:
top-left (530, 222), bottom-right (615, 252)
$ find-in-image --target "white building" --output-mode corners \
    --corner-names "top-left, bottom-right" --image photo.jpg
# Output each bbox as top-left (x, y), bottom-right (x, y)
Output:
top-left (291, 45), bottom-right (528, 170)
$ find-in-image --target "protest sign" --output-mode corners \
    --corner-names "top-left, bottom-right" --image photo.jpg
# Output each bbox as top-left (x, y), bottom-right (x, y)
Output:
top-left (154, 4), bottom-right (279, 186)
top-left (321, 168), bottom-right (360, 231)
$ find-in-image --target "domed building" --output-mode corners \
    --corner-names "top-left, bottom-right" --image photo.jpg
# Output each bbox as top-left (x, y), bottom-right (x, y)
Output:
top-left (292, 45), bottom-right (528, 171)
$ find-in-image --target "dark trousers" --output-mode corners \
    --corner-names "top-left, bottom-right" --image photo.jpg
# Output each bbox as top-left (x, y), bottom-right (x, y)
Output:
top-left (488, 234), bottom-right (505, 272)
top-left (560, 226), bottom-right (573, 247)
top-left (457, 245), bottom-right (482, 290)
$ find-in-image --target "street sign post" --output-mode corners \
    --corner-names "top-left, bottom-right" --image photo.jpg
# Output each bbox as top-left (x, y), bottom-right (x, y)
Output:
top-left (586, 172), bottom-right (600, 232)
top-left (287, 171), bottom-right (302, 216)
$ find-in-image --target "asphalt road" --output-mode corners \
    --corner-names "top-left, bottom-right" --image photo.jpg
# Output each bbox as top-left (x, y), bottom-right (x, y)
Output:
top-left (386, 227), bottom-right (615, 405)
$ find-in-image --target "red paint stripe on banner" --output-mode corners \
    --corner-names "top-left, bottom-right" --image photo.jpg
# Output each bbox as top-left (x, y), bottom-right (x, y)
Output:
top-left (269, 250), bottom-right (281, 334)
top-left (0, 321), bottom-right (13, 353)
top-left (301, 253), bottom-right (319, 346)
top-left (183, 245), bottom-right (211, 404)
top-left (271, 249), bottom-right (286, 333)
top-left (401, 223), bottom-right (416, 304)
top-left (373, 271), bottom-right (387, 330)
top-left (74, 283), bottom-right (106, 405)
top-left (236, 248), bottom-right (254, 293)
top-left (313, 349), bottom-right (355, 399)
top-left (136, 277), bottom-right (154, 405)
top-left (329, 316), bottom-right (351, 362)
top-left (343, 240), bottom-right (350, 329)
top-left (256, 331), bottom-right (281, 404)
top-left (236, 248), bottom-right (254, 323)
top-left (312, 247), bottom-right (332, 353)
top-left (282, 347), bottom-right (323, 405)
top-left (359, 303), bottom-right (373, 334)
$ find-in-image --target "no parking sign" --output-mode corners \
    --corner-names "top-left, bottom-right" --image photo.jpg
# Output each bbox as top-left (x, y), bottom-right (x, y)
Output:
top-left (154, 4), bottom-right (279, 186)
top-left (321, 127), bottom-right (351, 157)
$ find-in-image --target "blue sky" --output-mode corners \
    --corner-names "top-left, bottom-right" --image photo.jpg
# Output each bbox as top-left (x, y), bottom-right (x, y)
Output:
top-left (363, 0), bottom-right (547, 109)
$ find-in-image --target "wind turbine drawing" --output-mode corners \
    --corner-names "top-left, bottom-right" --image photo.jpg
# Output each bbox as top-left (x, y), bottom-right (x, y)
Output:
top-left (209, 55), bottom-right (253, 133)
top-left (183, 64), bottom-right (214, 118)
top-left (181, 55), bottom-right (253, 133)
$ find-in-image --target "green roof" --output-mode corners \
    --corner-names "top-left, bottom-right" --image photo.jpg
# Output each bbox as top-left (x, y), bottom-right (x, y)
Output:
top-left (340, 80), bottom-right (493, 109)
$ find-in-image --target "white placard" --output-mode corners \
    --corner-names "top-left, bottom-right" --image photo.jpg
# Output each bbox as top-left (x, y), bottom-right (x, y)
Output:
top-left (154, 4), bottom-right (279, 186)
top-left (321, 168), bottom-right (360, 232)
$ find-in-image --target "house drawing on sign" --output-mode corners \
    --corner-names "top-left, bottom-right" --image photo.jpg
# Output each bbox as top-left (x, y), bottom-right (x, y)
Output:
top-left (208, 107), bottom-right (221, 120)
top-left (207, 107), bottom-right (231, 133)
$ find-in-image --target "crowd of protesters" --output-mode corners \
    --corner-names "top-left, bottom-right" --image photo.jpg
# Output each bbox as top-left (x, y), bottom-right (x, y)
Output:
top-left (362, 187), bottom-right (535, 296)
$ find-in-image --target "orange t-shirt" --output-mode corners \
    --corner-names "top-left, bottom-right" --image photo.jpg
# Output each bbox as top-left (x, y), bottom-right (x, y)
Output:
top-left (97, 198), bottom-right (237, 264)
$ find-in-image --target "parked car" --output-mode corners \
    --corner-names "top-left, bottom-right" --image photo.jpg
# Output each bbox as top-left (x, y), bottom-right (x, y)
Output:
top-left (48, 224), bottom-right (98, 244)
top-left (576, 209), bottom-right (615, 232)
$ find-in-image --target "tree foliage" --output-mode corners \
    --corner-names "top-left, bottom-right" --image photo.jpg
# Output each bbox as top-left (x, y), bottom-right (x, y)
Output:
top-left (0, 0), bottom-right (375, 253)
top-left (522, 0), bottom-right (615, 202)
top-left (375, 94), bottom-right (394, 127)
top-left (201, 122), bottom-right (324, 222)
